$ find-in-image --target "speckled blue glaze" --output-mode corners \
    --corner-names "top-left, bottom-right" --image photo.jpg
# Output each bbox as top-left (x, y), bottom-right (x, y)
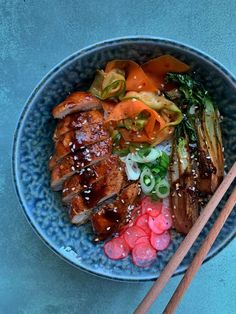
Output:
top-left (12, 37), bottom-right (236, 281)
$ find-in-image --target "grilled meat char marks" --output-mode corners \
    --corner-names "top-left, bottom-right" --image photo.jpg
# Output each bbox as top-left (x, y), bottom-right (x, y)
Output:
top-left (53, 110), bottom-right (104, 141)
top-left (50, 138), bottom-right (112, 191)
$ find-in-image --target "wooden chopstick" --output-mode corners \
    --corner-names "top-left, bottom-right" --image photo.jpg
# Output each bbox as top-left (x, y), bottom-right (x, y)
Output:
top-left (163, 187), bottom-right (236, 313)
top-left (134, 162), bottom-right (236, 314)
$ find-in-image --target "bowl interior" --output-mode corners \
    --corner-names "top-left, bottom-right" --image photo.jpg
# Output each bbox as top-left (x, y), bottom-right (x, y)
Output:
top-left (13, 38), bottom-right (236, 281)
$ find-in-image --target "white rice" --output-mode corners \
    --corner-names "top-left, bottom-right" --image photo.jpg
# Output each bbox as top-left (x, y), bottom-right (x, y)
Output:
top-left (155, 139), bottom-right (172, 156)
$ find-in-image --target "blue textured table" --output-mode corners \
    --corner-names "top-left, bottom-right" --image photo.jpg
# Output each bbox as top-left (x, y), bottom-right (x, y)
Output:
top-left (1, 1), bottom-right (236, 313)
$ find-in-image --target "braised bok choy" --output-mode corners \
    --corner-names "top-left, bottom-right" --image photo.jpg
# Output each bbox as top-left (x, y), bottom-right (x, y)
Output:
top-left (166, 73), bottom-right (224, 233)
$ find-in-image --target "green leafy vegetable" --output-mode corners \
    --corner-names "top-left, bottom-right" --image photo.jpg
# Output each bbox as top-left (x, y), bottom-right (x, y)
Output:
top-left (167, 73), bottom-right (224, 234)
top-left (167, 73), bottom-right (224, 193)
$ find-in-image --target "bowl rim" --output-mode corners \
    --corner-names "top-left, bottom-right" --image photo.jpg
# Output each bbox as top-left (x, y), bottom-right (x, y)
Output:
top-left (12, 36), bottom-right (236, 282)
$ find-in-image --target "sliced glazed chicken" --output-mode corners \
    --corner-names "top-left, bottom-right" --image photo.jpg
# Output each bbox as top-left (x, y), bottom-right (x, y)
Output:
top-left (62, 155), bottom-right (121, 203)
top-left (52, 92), bottom-right (103, 119)
top-left (91, 183), bottom-right (140, 240)
top-left (68, 166), bottom-right (126, 225)
top-left (50, 138), bottom-right (112, 191)
top-left (53, 123), bottom-right (110, 163)
top-left (53, 110), bottom-right (104, 141)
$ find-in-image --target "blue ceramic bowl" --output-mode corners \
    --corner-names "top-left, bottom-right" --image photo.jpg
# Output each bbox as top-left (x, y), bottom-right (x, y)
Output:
top-left (13, 37), bottom-right (236, 281)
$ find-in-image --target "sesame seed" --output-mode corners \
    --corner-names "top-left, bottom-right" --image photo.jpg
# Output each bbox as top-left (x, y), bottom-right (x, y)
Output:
top-left (85, 197), bottom-right (90, 200)
top-left (84, 190), bottom-right (91, 194)
top-left (73, 156), bottom-right (78, 160)
top-left (71, 187), bottom-right (76, 191)
top-left (121, 199), bottom-right (125, 204)
top-left (69, 142), bottom-right (73, 146)
top-left (106, 226), bottom-right (111, 231)
top-left (71, 166), bottom-right (75, 171)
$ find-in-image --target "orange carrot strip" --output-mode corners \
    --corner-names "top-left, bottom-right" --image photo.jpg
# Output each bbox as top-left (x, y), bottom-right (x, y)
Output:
top-left (102, 101), bottom-right (117, 118)
top-left (142, 55), bottom-right (190, 89)
top-left (105, 99), bottom-right (166, 143)
top-left (142, 55), bottom-right (190, 75)
top-left (105, 60), bottom-right (157, 92)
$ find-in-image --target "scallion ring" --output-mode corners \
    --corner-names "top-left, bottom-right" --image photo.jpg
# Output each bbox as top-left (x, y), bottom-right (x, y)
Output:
top-left (155, 179), bottom-right (170, 199)
top-left (131, 148), bottom-right (161, 163)
top-left (122, 155), bottom-right (141, 180)
top-left (140, 167), bottom-right (155, 194)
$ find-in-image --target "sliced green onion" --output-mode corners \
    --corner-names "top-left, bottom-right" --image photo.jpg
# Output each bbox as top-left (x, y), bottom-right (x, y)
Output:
top-left (135, 118), bottom-right (147, 130)
top-left (140, 167), bottom-right (155, 194)
top-left (112, 148), bottom-right (129, 157)
top-left (111, 130), bottom-right (121, 145)
top-left (121, 155), bottom-right (141, 180)
top-left (130, 148), bottom-right (161, 163)
top-left (155, 179), bottom-right (170, 199)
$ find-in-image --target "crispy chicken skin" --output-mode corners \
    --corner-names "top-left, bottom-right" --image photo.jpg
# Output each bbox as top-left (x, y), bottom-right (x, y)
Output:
top-left (91, 183), bottom-right (140, 240)
top-left (52, 92), bottom-right (103, 119)
top-left (50, 138), bottom-right (112, 191)
top-left (53, 110), bottom-right (104, 141)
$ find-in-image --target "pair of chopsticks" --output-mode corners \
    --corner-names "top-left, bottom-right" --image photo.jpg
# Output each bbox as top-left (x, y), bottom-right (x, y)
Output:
top-left (135, 162), bottom-right (236, 314)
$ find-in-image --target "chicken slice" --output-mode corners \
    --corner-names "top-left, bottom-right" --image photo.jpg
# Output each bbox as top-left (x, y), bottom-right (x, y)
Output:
top-left (68, 166), bottom-right (126, 225)
top-left (53, 110), bottom-right (104, 141)
top-left (50, 138), bottom-right (112, 191)
top-left (62, 155), bottom-right (121, 203)
top-left (53, 123), bottom-right (110, 163)
top-left (52, 92), bottom-right (103, 119)
top-left (91, 183), bottom-right (140, 240)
